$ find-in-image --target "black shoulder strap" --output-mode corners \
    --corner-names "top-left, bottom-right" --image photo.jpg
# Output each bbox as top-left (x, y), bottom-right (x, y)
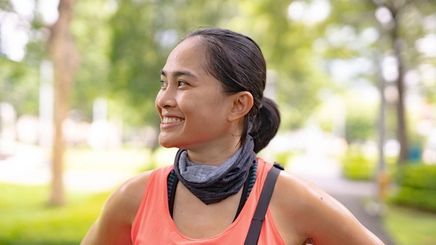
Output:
top-left (167, 169), bottom-right (179, 217)
top-left (244, 164), bottom-right (282, 245)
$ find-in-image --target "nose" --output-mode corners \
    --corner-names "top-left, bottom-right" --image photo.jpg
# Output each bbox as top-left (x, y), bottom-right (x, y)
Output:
top-left (155, 87), bottom-right (177, 110)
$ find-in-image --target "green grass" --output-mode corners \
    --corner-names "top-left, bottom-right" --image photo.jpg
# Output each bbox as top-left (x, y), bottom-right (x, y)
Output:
top-left (0, 183), bottom-right (109, 245)
top-left (384, 205), bottom-right (436, 245)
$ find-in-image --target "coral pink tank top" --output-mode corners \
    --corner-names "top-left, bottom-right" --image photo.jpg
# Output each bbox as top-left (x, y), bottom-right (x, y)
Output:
top-left (131, 158), bottom-right (285, 244)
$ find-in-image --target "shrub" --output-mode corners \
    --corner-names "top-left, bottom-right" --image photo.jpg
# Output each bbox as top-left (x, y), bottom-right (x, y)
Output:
top-left (392, 164), bottom-right (436, 212)
top-left (341, 148), bottom-right (375, 180)
top-left (392, 186), bottom-right (436, 212)
top-left (344, 106), bottom-right (376, 143)
top-left (396, 164), bottom-right (436, 190)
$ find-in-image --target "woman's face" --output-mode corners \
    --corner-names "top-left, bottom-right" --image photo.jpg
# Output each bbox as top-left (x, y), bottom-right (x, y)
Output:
top-left (155, 37), bottom-right (236, 151)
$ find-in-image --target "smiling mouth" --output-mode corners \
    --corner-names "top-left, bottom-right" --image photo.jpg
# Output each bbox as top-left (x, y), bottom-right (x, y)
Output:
top-left (161, 116), bottom-right (184, 124)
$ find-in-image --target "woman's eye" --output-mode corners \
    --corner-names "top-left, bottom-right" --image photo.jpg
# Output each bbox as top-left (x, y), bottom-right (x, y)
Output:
top-left (160, 80), bottom-right (168, 89)
top-left (178, 80), bottom-right (188, 87)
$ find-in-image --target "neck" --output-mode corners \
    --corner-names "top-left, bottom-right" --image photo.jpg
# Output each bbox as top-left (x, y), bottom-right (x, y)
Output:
top-left (186, 137), bottom-right (241, 166)
top-left (173, 133), bottom-right (256, 205)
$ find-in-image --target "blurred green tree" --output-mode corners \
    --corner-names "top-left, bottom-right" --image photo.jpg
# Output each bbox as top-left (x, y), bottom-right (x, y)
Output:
top-left (323, 0), bottom-right (436, 164)
top-left (108, 0), bottom-right (234, 128)
top-left (372, 0), bottom-right (436, 164)
top-left (49, 0), bottom-right (79, 206)
top-left (229, 0), bottom-right (329, 129)
top-left (0, 2), bottom-right (41, 115)
top-left (69, 0), bottom-right (112, 119)
top-left (2, 0), bottom-right (433, 165)
top-left (0, 0), bottom-right (11, 9)
top-left (0, 59), bottom-right (39, 115)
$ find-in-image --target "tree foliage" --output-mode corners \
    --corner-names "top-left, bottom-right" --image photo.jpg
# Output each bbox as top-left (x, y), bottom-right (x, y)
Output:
top-left (1, 0), bottom-right (434, 143)
top-left (0, 3), bottom-right (42, 115)
top-left (107, 0), bottom-right (332, 129)
top-left (222, 0), bottom-right (331, 129)
top-left (69, 0), bottom-right (112, 118)
top-left (0, 58), bottom-right (39, 114)
top-left (323, 0), bottom-right (436, 163)
top-left (108, 0), bottom-right (234, 126)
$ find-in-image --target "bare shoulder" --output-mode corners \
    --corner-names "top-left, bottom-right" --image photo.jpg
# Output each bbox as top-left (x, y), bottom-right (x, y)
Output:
top-left (272, 171), bottom-right (344, 217)
top-left (105, 170), bottom-right (153, 220)
top-left (271, 171), bottom-right (350, 225)
top-left (80, 170), bottom-right (153, 245)
top-left (271, 171), bottom-right (384, 244)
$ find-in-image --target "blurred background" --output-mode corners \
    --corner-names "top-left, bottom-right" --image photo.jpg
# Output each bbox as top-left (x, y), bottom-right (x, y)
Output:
top-left (0, 0), bottom-right (435, 244)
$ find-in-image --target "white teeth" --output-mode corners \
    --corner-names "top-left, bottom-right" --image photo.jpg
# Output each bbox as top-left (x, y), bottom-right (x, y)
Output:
top-left (162, 117), bottom-right (183, 123)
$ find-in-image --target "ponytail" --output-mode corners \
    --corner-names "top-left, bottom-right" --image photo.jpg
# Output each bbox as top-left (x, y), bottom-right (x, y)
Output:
top-left (249, 97), bottom-right (280, 153)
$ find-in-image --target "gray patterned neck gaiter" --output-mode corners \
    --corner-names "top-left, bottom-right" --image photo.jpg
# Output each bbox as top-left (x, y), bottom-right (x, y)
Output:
top-left (173, 136), bottom-right (257, 205)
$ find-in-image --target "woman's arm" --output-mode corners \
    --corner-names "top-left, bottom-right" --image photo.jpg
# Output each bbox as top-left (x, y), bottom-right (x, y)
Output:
top-left (303, 189), bottom-right (383, 244)
top-left (272, 172), bottom-right (384, 245)
top-left (81, 172), bottom-right (150, 245)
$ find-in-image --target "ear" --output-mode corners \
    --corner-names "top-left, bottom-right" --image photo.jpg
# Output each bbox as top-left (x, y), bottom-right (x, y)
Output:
top-left (227, 91), bottom-right (254, 122)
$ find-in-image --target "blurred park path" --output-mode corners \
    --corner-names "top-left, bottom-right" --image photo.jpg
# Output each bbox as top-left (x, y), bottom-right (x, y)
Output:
top-left (289, 154), bottom-right (395, 245)
top-left (0, 143), bottom-right (49, 185)
top-left (0, 143), bottom-right (139, 192)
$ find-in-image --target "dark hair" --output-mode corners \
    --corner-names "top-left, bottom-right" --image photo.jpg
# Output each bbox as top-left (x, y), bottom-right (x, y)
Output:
top-left (186, 28), bottom-right (280, 153)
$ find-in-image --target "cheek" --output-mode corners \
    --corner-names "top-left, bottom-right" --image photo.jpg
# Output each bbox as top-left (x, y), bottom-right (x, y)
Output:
top-left (179, 89), bottom-right (231, 120)
top-left (154, 99), bottom-right (159, 113)
top-left (155, 91), bottom-right (162, 109)
top-left (194, 98), bottom-right (230, 123)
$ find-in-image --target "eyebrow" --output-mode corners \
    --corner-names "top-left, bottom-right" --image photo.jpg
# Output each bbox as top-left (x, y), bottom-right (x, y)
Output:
top-left (160, 70), bottom-right (197, 79)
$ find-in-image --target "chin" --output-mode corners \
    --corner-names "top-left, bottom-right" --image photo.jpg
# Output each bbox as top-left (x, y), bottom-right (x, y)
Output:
top-left (159, 140), bottom-right (174, 148)
top-left (159, 137), bottom-right (180, 148)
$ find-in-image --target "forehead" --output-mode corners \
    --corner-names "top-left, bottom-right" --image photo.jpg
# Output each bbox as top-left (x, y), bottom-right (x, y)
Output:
top-left (163, 36), bottom-right (208, 73)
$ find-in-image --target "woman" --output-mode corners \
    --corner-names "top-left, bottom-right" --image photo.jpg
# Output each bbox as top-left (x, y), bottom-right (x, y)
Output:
top-left (81, 28), bottom-right (383, 244)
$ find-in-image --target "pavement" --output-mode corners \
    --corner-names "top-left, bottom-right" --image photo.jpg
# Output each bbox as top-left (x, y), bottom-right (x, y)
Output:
top-left (289, 154), bottom-right (396, 245)
top-left (0, 143), bottom-right (137, 192)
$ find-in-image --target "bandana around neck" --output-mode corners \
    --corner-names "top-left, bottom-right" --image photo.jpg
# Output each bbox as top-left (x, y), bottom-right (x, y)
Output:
top-left (173, 136), bottom-right (257, 205)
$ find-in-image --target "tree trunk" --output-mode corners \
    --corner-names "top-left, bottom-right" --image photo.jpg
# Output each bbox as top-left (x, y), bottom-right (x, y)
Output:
top-left (390, 5), bottom-right (409, 165)
top-left (48, 0), bottom-right (79, 206)
top-left (372, 0), bottom-right (410, 165)
top-left (394, 39), bottom-right (408, 164)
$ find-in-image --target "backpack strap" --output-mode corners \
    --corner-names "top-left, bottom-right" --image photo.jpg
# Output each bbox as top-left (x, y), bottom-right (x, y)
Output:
top-left (244, 164), bottom-right (282, 245)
